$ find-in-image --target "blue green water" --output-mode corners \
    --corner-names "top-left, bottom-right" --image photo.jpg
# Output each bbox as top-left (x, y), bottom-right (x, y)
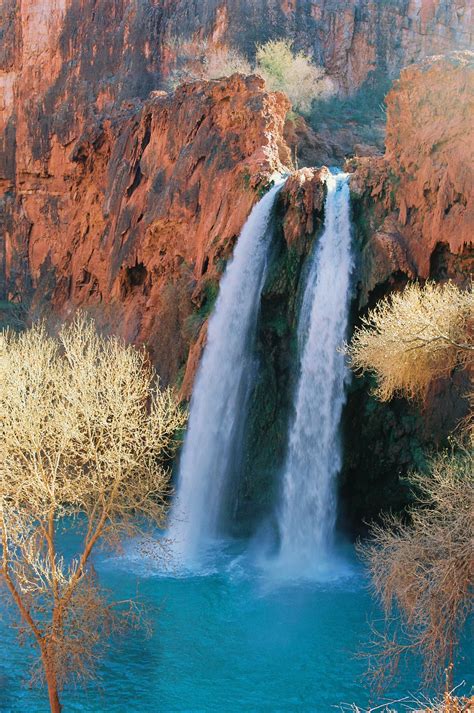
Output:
top-left (1, 539), bottom-right (472, 712)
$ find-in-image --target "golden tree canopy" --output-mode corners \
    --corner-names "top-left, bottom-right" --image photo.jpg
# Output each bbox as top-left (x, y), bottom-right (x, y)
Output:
top-left (346, 281), bottom-right (473, 402)
top-left (0, 316), bottom-right (187, 702)
top-left (0, 316), bottom-right (186, 534)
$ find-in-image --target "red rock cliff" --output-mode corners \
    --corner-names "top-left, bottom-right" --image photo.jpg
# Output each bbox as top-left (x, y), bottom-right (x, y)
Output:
top-left (1, 3), bottom-right (472, 383)
top-left (1, 0), bottom-right (472, 193)
top-left (349, 51), bottom-right (473, 303)
top-left (1, 73), bottom-right (290, 384)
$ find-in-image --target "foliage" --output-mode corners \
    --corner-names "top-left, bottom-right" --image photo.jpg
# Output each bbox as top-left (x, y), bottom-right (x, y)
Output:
top-left (340, 685), bottom-right (474, 712)
top-left (0, 316), bottom-right (187, 711)
top-left (358, 448), bottom-right (473, 691)
top-left (205, 47), bottom-right (252, 79)
top-left (165, 41), bottom-right (250, 90)
top-left (346, 281), bottom-right (473, 402)
top-left (255, 39), bottom-right (332, 113)
top-left (165, 38), bottom-right (333, 115)
top-left (347, 280), bottom-right (473, 694)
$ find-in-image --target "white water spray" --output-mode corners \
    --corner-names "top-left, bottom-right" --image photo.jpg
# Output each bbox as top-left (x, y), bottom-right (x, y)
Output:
top-left (168, 179), bottom-right (286, 562)
top-left (276, 170), bottom-right (353, 574)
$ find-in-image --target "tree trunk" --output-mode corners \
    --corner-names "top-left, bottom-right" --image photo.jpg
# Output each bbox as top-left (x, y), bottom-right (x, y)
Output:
top-left (46, 678), bottom-right (61, 713)
top-left (42, 649), bottom-right (62, 713)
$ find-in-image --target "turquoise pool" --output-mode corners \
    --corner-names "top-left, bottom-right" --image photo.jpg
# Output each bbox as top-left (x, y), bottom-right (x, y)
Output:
top-left (1, 539), bottom-right (471, 712)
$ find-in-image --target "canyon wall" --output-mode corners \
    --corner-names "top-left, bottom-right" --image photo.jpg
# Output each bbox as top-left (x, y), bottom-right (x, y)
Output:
top-left (1, 1), bottom-right (471, 338)
top-left (1, 72), bottom-right (290, 384)
top-left (350, 50), bottom-right (474, 303)
top-left (340, 51), bottom-right (473, 531)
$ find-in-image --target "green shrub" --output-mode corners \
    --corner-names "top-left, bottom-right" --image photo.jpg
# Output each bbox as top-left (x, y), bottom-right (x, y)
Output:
top-left (165, 38), bottom-right (333, 115)
top-left (255, 39), bottom-right (332, 114)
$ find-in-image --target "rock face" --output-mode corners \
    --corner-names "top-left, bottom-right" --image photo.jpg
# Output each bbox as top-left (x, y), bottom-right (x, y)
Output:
top-left (2, 73), bottom-right (290, 384)
top-left (349, 51), bottom-right (474, 305)
top-left (385, 51), bottom-right (473, 275)
top-left (3, 0), bottom-right (469, 233)
top-left (1, 0), bottom-right (472, 187)
top-left (2, 1), bottom-right (471, 332)
top-left (339, 51), bottom-right (473, 532)
top-left (158, 0), bottom-right (473, 91)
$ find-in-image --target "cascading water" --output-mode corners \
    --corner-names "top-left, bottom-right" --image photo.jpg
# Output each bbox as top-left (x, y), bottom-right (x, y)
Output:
top-left (168, 179), bottom-right (286, 562)
top-left (276, 170), bottom-right (353, 575)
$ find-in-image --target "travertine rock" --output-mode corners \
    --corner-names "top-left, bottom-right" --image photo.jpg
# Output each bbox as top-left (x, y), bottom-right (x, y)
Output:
top-left (279, 167), bottom-right (328, 251)
top-left (349, 51), bottom-right (474, 304)
top-left (2, 73), bottom-right (290, 383)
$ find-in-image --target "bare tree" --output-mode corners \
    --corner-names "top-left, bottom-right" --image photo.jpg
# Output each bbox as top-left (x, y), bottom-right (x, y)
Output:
top-left (0, 317), bottom-right (187, 712)
top-left (346, 281), bottom-right (473, 403)
top-left (358, 449), bottom-right (473, 691)
top-left (164, 40), bottom-right (251, 90)
top-left (346, 281), bottom-right (473, 694)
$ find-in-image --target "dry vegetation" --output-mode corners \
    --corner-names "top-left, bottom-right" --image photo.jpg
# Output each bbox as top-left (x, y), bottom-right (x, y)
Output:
top-left (340, 686), bottom-right (474, 712)
top-left (165, 39), bottom-right (333, 114)
top-left (166, 39), bottom-right (251, 88)
top-left (346, 282), bottom-right (473, 403)
top-left (358, 450), bottom-right (473, 690)
top-left (0, 317), bottom-right (187, 712)
top-left (346, 280), bottom-right (473, 706)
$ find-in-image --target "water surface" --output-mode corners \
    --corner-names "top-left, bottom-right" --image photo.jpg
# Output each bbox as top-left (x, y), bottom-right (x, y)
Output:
top-left (2, 539), bottom-right (471, 712)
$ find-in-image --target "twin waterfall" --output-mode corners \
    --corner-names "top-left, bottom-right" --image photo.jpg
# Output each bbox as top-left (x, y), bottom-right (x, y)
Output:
top-left (169, 171), bottom-right (353, 572)
top-left (168, 180), bottom-right (286, 560)
top-left (277, 172), bottom-right (353, 573)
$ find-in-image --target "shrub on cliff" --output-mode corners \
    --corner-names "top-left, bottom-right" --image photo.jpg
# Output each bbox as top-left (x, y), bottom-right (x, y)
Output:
top-left (255, 40), bottom-right (332, 114)
top-left (358, 448), bottom-right (473, 690)
top-left (165, 38), bottom-right (333, 114)
top-left (166, 41), bottom-right (252, 89)
top-left (346, 281), bottom-right (473, 405)
top-left (0, 316), bottom-right (187, 712)
top-left (205, 47), bottom-right (252, 79)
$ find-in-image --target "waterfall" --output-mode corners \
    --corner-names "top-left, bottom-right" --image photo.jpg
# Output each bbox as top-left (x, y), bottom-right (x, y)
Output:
top-left (169, 179), bottom-right (286, 562)
top-left (276, 170), bottom-right (353, 574)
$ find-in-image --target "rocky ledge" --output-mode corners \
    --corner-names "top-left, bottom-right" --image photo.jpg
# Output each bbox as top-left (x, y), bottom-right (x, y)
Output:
top-left (1, 74), bottom-right (291, 385)
top-left (349, 51), bottom-right (474, 305)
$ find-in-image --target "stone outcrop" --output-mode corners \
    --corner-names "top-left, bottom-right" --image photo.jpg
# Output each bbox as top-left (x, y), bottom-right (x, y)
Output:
top-left (339, 51), bottom-right (473, 532)
top-left (273, 51), bottom-right (473, 306)
top-left (279, 167), bottom-right (327, 249)
top-left (2, 73), bottom-right (290, 384)
top-left (349, 51), bottom-right (474, 306)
